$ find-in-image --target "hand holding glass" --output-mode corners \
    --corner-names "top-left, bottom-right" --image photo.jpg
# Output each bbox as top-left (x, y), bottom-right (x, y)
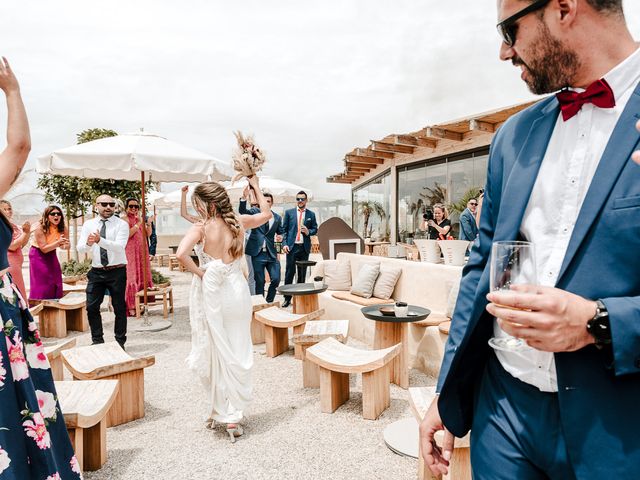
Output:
top-left (488, 241), bottom-right (537, 351)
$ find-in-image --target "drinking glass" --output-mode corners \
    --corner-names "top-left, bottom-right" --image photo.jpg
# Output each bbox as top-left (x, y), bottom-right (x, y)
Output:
top-left (488, 241), bottom-right (537, 352)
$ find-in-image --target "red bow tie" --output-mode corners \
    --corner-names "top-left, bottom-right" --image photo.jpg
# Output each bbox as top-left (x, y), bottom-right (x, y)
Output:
top-left (556, 79), bottom-right (616, 121)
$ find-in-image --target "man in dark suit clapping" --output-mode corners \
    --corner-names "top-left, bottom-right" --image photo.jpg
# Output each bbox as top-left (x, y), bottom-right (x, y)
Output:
top-left (240, 192), bottom-right (283, 303)
top-left (281, 191), bottom-right (318, 308)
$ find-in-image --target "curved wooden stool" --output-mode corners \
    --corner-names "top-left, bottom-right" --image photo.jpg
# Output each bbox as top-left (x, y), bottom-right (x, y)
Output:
top-left (306, 338), bottom-right (400, 420)
top-left (45, 338), bottom-right (77, 381)
top-left (409, 386), bottom-right (470, 480)
top-left (293, 320), bottom-right (349, 388)
top-left (250, 295), bottom-right (280, 345)
top-left (62, 343), bottom-right (155, 427)
top-left (255, 306), bottom-right (324, 358)
top-left (438, 321), bottom-right (451, 335)
top-left (37, 292), bottom-right (88, 338)
top-left (57, 379), bottom-right (120, 472)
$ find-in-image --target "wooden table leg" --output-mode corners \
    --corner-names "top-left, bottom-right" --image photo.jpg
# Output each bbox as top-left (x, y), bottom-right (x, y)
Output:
top-left (293, 294), bottom-right (319, 315)
top-left (373, 322), bottom-right (409, 389)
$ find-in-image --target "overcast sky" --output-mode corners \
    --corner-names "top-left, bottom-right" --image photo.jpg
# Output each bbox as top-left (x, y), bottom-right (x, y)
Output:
top-left (2, 0), bottom-right (640, 207)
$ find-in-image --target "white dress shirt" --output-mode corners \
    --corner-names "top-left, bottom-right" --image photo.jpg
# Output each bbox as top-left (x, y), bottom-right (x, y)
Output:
top-left (77, 215), bottom-right (129, 267)
top-left (261, 217), bottom-right (275, 250)
top-left (494, 46), bottom-right (640, 392)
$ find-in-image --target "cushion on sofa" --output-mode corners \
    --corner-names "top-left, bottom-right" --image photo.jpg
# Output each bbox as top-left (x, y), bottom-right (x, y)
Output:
top-left (445, 280), bottom-right (461, 318)
top-left (350, 262), bottom-right (380, 298)
top-left (331, 291), bottom-right (389, 306)
top-left (324, 260), bottom-right (351, 291)
top-left (372, 266), bottom-right (402, 300)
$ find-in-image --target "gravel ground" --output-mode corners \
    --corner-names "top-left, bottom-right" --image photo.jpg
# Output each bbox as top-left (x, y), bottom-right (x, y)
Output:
top-left (46, 267), bottom-right (436, 480)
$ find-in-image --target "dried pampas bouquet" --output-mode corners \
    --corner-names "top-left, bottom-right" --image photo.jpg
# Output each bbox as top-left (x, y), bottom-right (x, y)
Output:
top-left (231, 131), bottom-right (266, 182)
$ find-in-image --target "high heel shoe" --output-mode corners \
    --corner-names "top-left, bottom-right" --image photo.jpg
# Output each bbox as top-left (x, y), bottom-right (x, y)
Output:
top-left (226, 423), bottom-right (244, 443)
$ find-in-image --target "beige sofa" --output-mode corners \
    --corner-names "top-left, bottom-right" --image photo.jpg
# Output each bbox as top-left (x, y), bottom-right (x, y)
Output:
top-left (311, 252), bottom-right (462, 376)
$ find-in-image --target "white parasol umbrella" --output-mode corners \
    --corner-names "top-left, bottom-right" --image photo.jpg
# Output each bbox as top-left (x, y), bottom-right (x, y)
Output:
top-left (37, 130), bottom-right (232, 326)
top-left (223, 176), bottom-right (313, 204)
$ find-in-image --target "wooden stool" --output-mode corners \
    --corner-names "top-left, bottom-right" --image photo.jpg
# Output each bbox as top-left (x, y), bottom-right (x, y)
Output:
top-left (62, 343), bottom-right (155, 427)
top-left (45, 338), bottom-right (77, 381)
top-left (409, 387), bottom-right (471, 480)
top-left (438, 321), bottom-right (451, 335)
top-left (134, 287), bottom-right (174, 318)
top-left (250, 295), bottom-right (280, 344)
top-left (152, 254), bottom-right (169, 268)
top-left (306, 338), bottom-right (400, 420)
top-left (28, 302), bottom-right (43, 318)
top-left (57, 379), bottom-right (119, 472)
top-left (254, 307), bottom-right (324, 358)
top-left (37, 293), bottom-right (88, 338)
top-left (293, 320), bottom-right (349, 388)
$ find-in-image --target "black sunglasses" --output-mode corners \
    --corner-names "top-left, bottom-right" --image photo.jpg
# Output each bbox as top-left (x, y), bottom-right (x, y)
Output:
top-left (296, 197), bottom-right (306, 202)
top-left (48, 212), bottom-right (62, 217)
top-left (497, 0), bottom-right (550, 47)
top-left (128, 204), bottom-right (140, 209)
top-left (469, 202), bottom-right (478, 206)
top-left (99, 202), bottom-right (116, 208)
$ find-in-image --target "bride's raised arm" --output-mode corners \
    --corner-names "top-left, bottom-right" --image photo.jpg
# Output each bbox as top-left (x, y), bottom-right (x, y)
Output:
top-left (238, 175), bottom-right (272, 230)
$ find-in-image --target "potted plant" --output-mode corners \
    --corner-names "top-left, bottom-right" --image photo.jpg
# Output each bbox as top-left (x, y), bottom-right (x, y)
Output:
top-left (313, 276), bottom-right (324, 289)
top-left (151, 269), bottom-right (171, 289)
top-left (61, 259), bottom-right (92, 284)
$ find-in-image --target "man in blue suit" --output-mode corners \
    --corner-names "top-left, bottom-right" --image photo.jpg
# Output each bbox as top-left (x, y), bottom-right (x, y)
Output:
top-left (240, 192), bottom-right (283, 303)
top-left (281, 191), bottom-right (318, 308)
top-left (458, 198), bottom-right (478, 241)
top-left (420, 1), bottom-right (640, 479)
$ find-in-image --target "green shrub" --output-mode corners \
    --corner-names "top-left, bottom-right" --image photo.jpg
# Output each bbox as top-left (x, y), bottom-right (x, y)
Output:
top-left (151, 269), bottom-right (170, 285)
top-left (61, 259), bottom-right (93, 277)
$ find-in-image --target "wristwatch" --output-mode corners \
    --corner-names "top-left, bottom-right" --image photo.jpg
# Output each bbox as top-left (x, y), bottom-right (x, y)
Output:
top-left (586, 299), bottom-right (612, 348)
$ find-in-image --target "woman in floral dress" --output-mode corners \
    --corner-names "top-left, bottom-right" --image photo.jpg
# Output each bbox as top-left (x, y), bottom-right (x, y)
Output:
top-left (0, 58), bottom-right (81, 479)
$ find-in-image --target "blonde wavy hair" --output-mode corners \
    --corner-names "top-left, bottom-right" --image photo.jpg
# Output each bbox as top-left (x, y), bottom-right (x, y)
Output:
top-left (432, 203), bottom-right (449, 220)
top-left (192, 181), bottom-right (244, 260)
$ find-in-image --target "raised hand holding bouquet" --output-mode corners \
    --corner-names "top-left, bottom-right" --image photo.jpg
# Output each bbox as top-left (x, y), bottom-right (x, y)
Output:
top-left (232, 131), bottom-right (266, 182)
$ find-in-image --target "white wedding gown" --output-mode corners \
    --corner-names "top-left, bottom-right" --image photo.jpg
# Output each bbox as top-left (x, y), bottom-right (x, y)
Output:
top-left (187, 243), bottom-right (253, 423)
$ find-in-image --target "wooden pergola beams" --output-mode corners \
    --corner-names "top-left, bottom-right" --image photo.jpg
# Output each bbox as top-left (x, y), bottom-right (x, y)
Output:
top-left (425, 127), bottom-right (464, 142)
top-left (371, 141), bottom-right (415, 154)
top-left (327, 100), bottom-right (539, 185)
top-left (355, 148), bottom-right (394, 160)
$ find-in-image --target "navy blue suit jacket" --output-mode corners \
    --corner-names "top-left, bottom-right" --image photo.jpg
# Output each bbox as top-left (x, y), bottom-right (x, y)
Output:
top-left (437, 88), bottom-right (640, 478)
top-left (239, 200), bottom-right (283, 258)
top-left (281, 208), bottom-right (318, 253)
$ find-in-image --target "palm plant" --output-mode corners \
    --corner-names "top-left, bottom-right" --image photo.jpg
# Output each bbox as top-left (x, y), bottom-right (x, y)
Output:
top-left (450, 186), bottom-right (483, 216)
top-left (356, 201), bottom-right (386, 238)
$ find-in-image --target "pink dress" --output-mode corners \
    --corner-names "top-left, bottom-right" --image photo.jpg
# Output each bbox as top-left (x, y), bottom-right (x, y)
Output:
top-left (124, 214), bottom-right (153, 315)
top-left (7, 223), bottom-right (26, 299)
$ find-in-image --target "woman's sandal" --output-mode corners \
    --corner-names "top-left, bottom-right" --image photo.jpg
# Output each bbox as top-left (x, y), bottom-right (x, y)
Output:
top-left (226, 423), bottom-right (244, 443)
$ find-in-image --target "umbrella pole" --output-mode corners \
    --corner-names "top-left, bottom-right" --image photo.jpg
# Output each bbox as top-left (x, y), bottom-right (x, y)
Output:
top-left (141, 171), bottom-right (151, 326)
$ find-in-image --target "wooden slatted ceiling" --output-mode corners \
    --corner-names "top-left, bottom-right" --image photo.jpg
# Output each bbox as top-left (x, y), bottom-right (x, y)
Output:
top-left (328, 99), bottom-right (539, 185)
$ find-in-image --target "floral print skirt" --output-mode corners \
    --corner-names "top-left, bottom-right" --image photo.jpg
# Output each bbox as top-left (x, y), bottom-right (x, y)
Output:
top-left (0, 273), bottom-right (81, 479)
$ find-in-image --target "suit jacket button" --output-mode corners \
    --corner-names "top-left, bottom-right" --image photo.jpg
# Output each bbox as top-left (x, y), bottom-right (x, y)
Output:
top-left (635, 356), bottom-right (640, 369)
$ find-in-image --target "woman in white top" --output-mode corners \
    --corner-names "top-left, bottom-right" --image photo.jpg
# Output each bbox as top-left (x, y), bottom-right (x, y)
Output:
top-left (176, 175), bottom-right (271, 442)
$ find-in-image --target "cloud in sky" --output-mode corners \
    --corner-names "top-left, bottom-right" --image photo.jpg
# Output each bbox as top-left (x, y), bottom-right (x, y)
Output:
top-left (1, 0), bottom-right (640, 204)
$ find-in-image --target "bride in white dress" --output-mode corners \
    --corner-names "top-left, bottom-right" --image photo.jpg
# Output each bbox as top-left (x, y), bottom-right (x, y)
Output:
top-left (176, 176), bottom-right (272, 442)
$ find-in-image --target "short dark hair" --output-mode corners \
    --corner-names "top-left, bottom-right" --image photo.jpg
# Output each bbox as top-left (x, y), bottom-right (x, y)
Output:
top-left (297, 191), bottom-right (307, 199)
top-left (527, 0), bottom-right (623, 15)
top-left (263, 192), bottom-right (274, 201)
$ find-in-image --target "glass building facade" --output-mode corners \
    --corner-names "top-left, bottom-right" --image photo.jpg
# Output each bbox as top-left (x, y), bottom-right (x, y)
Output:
top-left (351, 171), bottom-right (392, 241)
top-left (352, 147), bottom-right (489, 243)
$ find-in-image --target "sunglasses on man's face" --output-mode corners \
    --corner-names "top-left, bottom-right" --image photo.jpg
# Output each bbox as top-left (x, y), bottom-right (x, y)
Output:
top-left (98, 202), bottom-right (116, 208)
top-left (128, 205), bottom-right (140, 210)
top-left (49, 212), bottom-right (62, 217)
top-left (296, 197), bottom-right (306, 202)
top-left (469, 202), bottom-right (478, 206)
top-left (496, 0), bottom-right (550, 47)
